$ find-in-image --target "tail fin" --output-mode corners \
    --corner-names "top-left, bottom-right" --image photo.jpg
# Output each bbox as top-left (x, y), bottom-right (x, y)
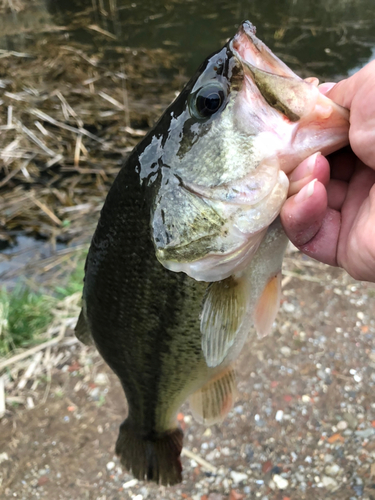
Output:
top-left (115, 420), bottom-right (183, 486)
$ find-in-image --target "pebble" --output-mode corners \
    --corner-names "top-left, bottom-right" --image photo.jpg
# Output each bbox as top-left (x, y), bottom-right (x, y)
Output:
top-left (337, 420), bottom-right (348, 430)
top-left (355, 428), bottom-right (374, 438)
top-left (272, 474), bottom-right (289, 490)
top-left (322, 476), bottom-right (338, 490)
top-left (94, 373), bottom-right (108, 385)
top-left (280, 346), bottom-right (292, 357)
top-left (0, 453), bottom-right (9, 463)
top-left (343, 413), bottom-right (358, 428)
top-left (106, 461), bottom-right (115, 471)
top-left (325, 464), bottom-right (340, 476)
top-left (123, 479), bottom-right (139, 489)
top-left (283, 302), bottom-right (295, 313)
top-left (275, 410), bottom-right (284, 422)
top-left (317, 369), bottom-right (326, 380)
top-left (352, 484), bottom-right (364, 496)
top-left (230, 471), bottom-right (248, 484)
top-left (139, 487), bottom-right (149, 498)
top-left (206, 450), bottom-right (220, 461)
top-left (324, 454), bottom-right (334, 463)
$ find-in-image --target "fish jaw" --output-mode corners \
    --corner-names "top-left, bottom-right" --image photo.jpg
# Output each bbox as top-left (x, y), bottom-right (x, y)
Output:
top-left (279, 88), bottom-right (349, 173)
top-left (231, 21), bottom-right (350, 174)
top-left (158, 169), bottom-right (289, 282)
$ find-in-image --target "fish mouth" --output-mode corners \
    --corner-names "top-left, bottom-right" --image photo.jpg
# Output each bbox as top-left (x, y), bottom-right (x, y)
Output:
top-left (231, 21), bottom-right (301, 79)
top-left (230, 21), bottom-right (350, 172)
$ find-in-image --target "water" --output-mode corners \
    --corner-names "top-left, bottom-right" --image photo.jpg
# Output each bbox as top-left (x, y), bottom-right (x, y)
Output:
top-left (2, 0), bottom-right (375, 79)
top-left (0, 236), bottom-right (72, 289)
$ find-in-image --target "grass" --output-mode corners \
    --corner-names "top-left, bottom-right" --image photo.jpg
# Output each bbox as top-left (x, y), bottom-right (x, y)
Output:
top-left (0, 251), bottom-right (86, 357)
top-left (0, 287), bottom-right (55, 355)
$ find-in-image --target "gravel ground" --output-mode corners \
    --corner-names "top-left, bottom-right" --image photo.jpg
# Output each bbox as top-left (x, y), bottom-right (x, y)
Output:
top-left (2, 248), bottom-right (375, 500)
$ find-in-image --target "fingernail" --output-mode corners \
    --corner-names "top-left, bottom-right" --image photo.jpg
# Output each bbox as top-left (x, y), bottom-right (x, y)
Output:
top-left (289, 152), bottom-right (321, 182)
top-left (295, 178), bottom-right (318, 203)
top-left (318, 82), bottom-right (336, 94)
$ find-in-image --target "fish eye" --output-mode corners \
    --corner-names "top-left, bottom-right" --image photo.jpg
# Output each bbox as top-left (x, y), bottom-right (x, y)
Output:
top-left (190, 84), bottom-right (225, 120)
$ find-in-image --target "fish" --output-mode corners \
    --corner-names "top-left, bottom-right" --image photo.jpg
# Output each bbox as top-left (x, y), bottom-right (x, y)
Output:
top-left (75, 21), bottom-right (349, 486)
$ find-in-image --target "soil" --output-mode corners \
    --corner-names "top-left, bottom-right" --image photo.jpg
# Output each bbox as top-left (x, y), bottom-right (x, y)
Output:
top-left (2, 252), bottom-right (375, 500)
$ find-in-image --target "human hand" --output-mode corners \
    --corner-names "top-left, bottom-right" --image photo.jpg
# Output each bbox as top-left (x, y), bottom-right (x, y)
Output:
top-left (280, 60), bottom-right (375, 282)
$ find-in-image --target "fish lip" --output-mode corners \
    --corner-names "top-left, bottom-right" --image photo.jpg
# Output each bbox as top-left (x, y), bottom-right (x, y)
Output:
top-left (229, 21), bottom-right (299, 80)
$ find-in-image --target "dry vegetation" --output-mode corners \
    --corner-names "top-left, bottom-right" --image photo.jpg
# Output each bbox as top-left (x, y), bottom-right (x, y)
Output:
top-left (0, 16), bottom-right (183, 246)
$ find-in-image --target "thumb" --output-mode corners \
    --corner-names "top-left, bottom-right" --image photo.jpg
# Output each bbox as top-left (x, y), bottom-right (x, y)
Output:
top-left (325, 60), bottom-right (375, 168)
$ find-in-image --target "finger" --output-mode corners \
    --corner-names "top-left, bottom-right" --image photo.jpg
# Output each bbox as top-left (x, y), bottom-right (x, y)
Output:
top-left (298, 208), bottom-right (341, 266)
top-left (288, 152), bottom-right (330, 196)
top-left (325, 61), bottom-right (375, 108)
top-left (343, 185), bottom-right (375, 281)
top-left (326, 61), bottom-right (375, 169)
top-left (281, 179), bottom-right (327, 246)
top-left (338, 161), bottom-right (375, 266)
top-left (281, 179), bottom-right (341, 266)
top-left (318, 82), bottom-right (336, 94)
top-left (329, 146), bottom-right (357, 181)
top-left (326, 179), bottom-right (348, 211)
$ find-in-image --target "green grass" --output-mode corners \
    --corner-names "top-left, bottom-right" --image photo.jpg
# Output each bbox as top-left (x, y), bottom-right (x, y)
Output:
top-left (54, 254), bottom-right (86, 298)
top-left (0, 287), bottom-right (55, 355)
top-left (0, 251), bottom-right (87, 357)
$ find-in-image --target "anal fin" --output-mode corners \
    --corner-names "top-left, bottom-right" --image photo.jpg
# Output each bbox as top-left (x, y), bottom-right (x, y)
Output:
top-left (201, 275), bottom-right (247, 367)
top-left (254, 271), bottom-right (282, 338)
top-left (189, 367), bottom-right (237, 425)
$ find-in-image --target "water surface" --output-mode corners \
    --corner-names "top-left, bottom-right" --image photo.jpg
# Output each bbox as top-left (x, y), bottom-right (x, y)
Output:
top-left (3, 0), bottom-right (375, 79)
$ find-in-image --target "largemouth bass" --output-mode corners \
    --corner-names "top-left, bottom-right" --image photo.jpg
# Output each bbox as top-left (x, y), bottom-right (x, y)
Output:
top-left (76, 21), bottom-right (349, 485)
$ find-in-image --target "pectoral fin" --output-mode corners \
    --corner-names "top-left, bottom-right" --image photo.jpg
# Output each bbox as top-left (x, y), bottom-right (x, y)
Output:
top-left (254, 271), bottom-right (282, 338)
top-left (201, 275), bottom-right (247, 367)
top-left (189, 367), bottom-right (237, 425)
top-left (75, 309), bottom-right (93, 345)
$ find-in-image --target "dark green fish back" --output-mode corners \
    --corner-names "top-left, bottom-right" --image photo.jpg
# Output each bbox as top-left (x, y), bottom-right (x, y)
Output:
top-left (82, 148), bottom-right (208, 483)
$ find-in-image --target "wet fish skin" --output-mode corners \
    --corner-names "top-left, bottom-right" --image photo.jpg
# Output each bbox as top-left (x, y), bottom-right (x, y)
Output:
top-left (79, 147), bottom-right (211, 485)
top-left (76, 21), bottom-right (349, 486)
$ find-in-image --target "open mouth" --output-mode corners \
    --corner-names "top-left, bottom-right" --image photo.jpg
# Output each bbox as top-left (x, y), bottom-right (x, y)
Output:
top-left (230, 21), bottom-right (300, 80)
top-left (229, 21), bottom-right (350, 170)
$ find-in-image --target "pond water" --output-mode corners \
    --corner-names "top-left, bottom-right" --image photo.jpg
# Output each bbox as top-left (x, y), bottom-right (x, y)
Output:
top-left (2, 0), bottom-right (375, 80)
